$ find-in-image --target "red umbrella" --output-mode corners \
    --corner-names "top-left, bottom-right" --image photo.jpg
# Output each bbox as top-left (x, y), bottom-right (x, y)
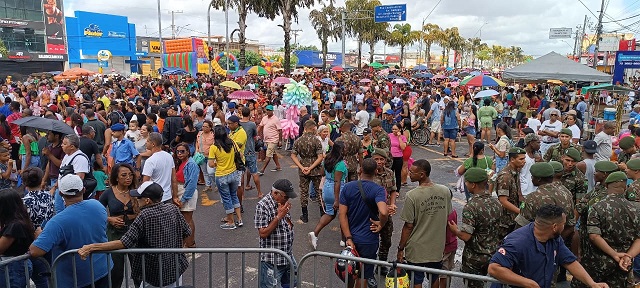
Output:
top-left (331, 66), bottom-right (344, 72)
top-left (359, 78), bottom-right (372, 83)
top-left (228, 90), bottom-right (258, 100)
top-left (271, 77), bottom-right (291, 86)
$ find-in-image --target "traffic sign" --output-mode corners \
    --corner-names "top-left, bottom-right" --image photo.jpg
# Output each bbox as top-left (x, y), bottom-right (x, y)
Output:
top-left (374, 4), bottom-right (406, 23)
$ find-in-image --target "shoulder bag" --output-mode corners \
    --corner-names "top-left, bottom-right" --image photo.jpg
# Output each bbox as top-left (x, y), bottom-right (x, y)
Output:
top-left (232, 141), bottom-right (246, 172)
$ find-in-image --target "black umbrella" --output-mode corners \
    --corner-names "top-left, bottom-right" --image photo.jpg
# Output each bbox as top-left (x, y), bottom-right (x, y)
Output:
top-left (13, 116), bottom-right (75, 135)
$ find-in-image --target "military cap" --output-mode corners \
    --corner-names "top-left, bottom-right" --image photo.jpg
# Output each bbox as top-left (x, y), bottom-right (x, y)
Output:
top-left (524, 133), bottom-right (540, 146)
top-left (594, 161), bottom-right (618, 173)
top-left (531, 162), bottom-right (555, 178)
top-left (605, 171), bottom-right (627, 183)
top-left (369, 118), bottom-right (382, 127)
top-left (371, 148), bottom-right (388, 158)
top-left (619, 136), bottom-right (635, 150)
top-left (627, 159), bottom-right (640, 171)
top-left (509, 147), bottom-right (526, 155)
top-left (464, 167), bottom-right (488, 183)
top-left (564, 147), bottom-right (582, 162)
top-left (560, 128), bottom-right (573, 136)
top-left (339, 119), bottom-right (352, 128)
top-left (549, 161), bottom-right (564, 174)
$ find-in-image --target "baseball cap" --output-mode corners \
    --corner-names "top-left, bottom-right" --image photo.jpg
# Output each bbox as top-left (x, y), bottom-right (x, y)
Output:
top-left (58, 174), bottom-right (84, 196)
top-left (272, 179), bottom-right (297, 199)
top-left (130, 181), bottom-right (164, 200)
top-left (583, 140), bottom-right (597, 154)
top-left (443, 96), bottom-right (451, 101)
top-left (384, 109), bottom-right (394, 115)
top-left (228, 102), bottom-right (236, 109)
top-left (266, 105), bottom-right (274, 111)
top-left (227, 115), bottom-right (240, 123)
top-left (48, 104), bottom-right (58, 113)
top-left (111, 123), bottom-right (125, 131)
top-left (363, 127), bottom-right (372, 135)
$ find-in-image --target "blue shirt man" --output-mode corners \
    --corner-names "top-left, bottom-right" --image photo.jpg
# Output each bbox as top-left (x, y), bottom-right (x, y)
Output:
top-left (110, 123), bottom-right (140, 167)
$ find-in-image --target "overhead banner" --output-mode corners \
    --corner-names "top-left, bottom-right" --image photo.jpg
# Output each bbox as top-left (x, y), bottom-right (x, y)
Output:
top-left (43, 0), bottom-right (66, 54)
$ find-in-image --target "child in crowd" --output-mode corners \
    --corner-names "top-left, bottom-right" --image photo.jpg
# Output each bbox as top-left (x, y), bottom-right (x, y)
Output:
top-left (92, 161), bottom-right (108, 199)
top-left (0, 147), bottom-right (14, 189)
top-left (126, 120), bottom-right (141, 142)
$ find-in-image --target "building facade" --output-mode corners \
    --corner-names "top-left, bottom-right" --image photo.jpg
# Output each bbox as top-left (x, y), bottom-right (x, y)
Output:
top-left (0, 0), bottom-right (67, 79)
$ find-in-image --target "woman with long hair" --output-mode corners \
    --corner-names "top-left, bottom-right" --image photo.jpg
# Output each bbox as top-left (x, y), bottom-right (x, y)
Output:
top-left (400, 119), bottom-right (413, 186)
top-left (176, 116), bottom-right (198, 154)
top-left (135, 124), bottom-right (153, 169)
top-left (174, 142), bottom-right (199, 247)
top-left (441, 101), bottom-right (461, 158)
top-left (463, 105), bottom-right (477, 157)
top-left (389, 123), bottom-right (408, 191)
top-left (457, 142), bottom-right (493, 201)
top-left (490, 122), bottom-right (513, 173)
top-left (208, 125), bottom-right (242, 230)
top-left (196, 120), bottom-right (216, 205)
top-left (98, 163), bottom-right (139, 288)
top-left (0, 188), bottom-right (35, 287)
top-left (308, 141), bottom-right (347, 250)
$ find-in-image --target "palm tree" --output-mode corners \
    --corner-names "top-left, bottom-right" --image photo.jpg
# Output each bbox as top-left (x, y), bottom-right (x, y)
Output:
top-left (309, 4), bottom-right (342, 70)
top-left (421, 23), bottom-right (440, 67)
top-left (386, 23), bottom-right (420, 68)
top-left (266, 0), bottom-right (317, 74)
top-left (209, 0), bottom-right (275, 70)
top-left (468, 37), bottom-right (482, 68)
top-left (345, 0), bottom-right (382, 69)
top-left (508, 46), bottom-right (524, 66)
top-left (435, 27), bottom-right (448, 66)
top-left (476, 48), bottom-right (491, 67)
top-left (445, 27), bottom-right (464, 68)
top-left (362, 23), bottom-right (389, 64)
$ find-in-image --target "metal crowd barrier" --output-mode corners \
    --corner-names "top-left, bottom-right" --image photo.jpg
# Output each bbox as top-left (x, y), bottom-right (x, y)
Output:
top-left (50, 248), bottom-right (295, 288)
top-left (297, 251), bottom-right (503, 288)
top-left (0, 254), bottom-right (51, 288)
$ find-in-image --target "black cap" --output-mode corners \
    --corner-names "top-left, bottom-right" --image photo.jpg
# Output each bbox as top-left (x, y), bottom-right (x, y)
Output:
top-left (272, 179), bottom-right (297, 199)
top-left (363, 127), bottom-right (372, 134)
top-left (130, 181), bottom-right (164, 200)
top-left (227, 115), bottom-right (240, 123)
top-left (583, 140), bottom-right (597, 154)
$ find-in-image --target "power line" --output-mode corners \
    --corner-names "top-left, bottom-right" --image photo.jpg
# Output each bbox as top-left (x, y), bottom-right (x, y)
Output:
top-left (423, 0), bottom-right (444, 22)
top-left (576, 0), bottom-right (600, 19)
top-left (602, 12), bottom-right (640, 23)
top-left (603, 13), bottom-right (640, 34)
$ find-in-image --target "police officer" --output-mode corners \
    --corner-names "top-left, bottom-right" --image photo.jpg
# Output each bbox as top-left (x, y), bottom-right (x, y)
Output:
top-left (290, 120), bottom-right (324, 223)
top-left (624, 158), bottom-right (640, 202)
top-left (617, 137), bottom-right (636, 169)
top-left (448, 168), bottom-right (507, 288)
top-left (494, 147), bottom-right (527, 232)
top-left (370, 148), bottom-right (397, 275)
top-left (543, 128), bottom-right (583, 162)
top-left (573, 171), bottom-right (640, 288)
top-left (335, 120), bottom-right (363, 182)
top-left (559, 147), bottom-right (588, 205)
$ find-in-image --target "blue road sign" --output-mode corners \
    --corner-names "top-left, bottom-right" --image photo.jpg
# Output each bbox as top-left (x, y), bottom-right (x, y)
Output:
top-left (374, 4), bottom-right (407, 23)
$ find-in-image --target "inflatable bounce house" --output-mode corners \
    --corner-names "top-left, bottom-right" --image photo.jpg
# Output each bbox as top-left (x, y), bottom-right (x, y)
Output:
top-left (162, 38), bottom-right (211, 77)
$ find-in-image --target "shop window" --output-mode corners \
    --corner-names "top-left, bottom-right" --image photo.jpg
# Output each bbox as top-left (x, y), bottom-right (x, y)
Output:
top-left (25, 9), bottom-right (42, 21)
top-left (0, 7), bottom-right (6, 18)
top-left (3, 0), bottom-right (15, 8)
top-left (5, 8), bottom-right (24, 19)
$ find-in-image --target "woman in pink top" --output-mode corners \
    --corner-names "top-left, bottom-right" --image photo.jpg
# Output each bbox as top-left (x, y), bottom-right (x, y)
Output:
top-left (389, 123), bottom-right (407, 192)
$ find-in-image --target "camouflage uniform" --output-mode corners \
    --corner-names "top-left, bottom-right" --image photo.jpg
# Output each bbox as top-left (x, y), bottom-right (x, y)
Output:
top-left (459, 194), bottom-right (508, 288)
top-left (575, 183), bottom-right (608, 260)
top-left (543, 143), bottom-right (583, 162)
top-left (336, 131), bottom-right (363, 182)
top-left (292, 132), bottom-right (324, 209)
top-left (494, 165), bottom-right (522, 232)
top-left (618, 152), bottom-right (633, 164)
top-left (515, 182), bottom-right (576, 228)
top-left (373, 130), bottom-right (391, 168)
top-left (559, 168), bottom-right (588, 205)
top-left (625, 179), bottom-right (640, 202)
top-left (571, 194), bottom-right (640, 288)
top-left (372, 167), bottom-right (396, 262)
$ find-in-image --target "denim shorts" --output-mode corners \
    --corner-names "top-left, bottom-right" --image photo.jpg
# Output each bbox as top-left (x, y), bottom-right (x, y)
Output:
top-left (464, 127), bottom-right (476, 136)
top-left (215, 171), bottom-right (240, 214)
top-left (244, 153), bottom-right (258, 174)
top-left (334, 101), bottom-right (343, 110)
top-left (406, 261), bottom-right (442, 285)
top-left (354, 243), bottom-right (378, 279)
top-left (259, 261), bottom-right (296, 288)
top-left (322, 179), bottom-right (345, 216)
top-left (443, 129), bottom-right (458, 140)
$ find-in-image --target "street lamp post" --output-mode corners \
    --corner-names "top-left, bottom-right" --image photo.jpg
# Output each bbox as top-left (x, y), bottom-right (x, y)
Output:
top-left (157, 0), bottom-right (163, 69)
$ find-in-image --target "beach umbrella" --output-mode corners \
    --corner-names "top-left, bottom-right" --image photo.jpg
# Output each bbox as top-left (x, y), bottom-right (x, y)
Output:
top-left (228, 90), bottom-right (258, 100)
top-left (291, 68), bottom-right (306, 75)
top-left (431, 74), bottom-right (447, 79)
top-left (547, 79), bottom-right (563, 85)
top-left (460, 75), bottom-right (505, 87)
top-left (319, 78), bottom-right (336, 86)
top-left (247, 66), bottom-right (268, 75)
top-left (473, 89), bottom-right (500, 99)
top-left (368, 62), bottom-right (383, 69)
top-left (393, 78), bottom-right (408, 84)
top-left (220, 81), bottom-right (242, 90)
top-left (412, 64), bottom-right (428, 71)
top-left (232, 68), bottom-right (248, 77)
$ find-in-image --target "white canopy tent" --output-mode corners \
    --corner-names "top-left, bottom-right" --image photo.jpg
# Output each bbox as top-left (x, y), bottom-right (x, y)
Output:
top-left (502, 52), bottom-right (612, 83)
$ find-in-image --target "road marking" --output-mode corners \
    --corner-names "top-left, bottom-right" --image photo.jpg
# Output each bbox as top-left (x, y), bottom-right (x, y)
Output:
top-left (416, 146), bottom-right (464, 163)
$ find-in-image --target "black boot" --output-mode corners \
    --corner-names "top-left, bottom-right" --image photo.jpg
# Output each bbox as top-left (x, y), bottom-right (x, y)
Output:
top-left (300, 207), bottom-right (308, 223)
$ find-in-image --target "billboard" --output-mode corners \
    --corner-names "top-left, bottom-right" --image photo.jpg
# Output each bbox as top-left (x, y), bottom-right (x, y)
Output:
top-left (619, 39), bottom-right (636, 51)
top-left (613, 51), bottom-right (640, 84)
top-left (295, 50), bottom-right (343, 67)
top-left (549, 28), bottom-right (572, 39)
top-left (599, 35), bottom-right (622, 52)
top-left (43, 0), bottom-right (66, 54)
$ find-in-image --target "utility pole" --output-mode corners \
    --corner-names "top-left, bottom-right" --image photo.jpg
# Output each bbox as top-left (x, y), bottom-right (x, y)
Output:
top-left (341, 10), bottom-right (346, 68)
top-left (592, 0), bottom-right (605, 69)
top-left (157, 0), bottom-right (163, 69)
top-left (291, 29), bottom-right (303, 46)
top-left (170, 10), bottom-right (183, 39)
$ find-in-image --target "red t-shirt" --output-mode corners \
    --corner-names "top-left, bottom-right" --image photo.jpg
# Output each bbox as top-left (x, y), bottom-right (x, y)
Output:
top-left (444, 210), bottom-right (458, 253)
top-left (6, 112), bottom-right (21, 142)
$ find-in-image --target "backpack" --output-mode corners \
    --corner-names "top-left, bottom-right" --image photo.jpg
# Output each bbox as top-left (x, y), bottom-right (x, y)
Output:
top-left (59, 152), bottom-right (97, 200)
top-left (328, 120), bottom-right (340, 142)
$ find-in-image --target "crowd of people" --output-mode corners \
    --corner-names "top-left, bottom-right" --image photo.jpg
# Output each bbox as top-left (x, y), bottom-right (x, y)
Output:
top-left (0, 68), bottom-right (638, 288)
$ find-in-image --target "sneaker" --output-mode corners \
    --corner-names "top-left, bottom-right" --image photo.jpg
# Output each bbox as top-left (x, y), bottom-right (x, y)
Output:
top-left (270, 168), bottom-right (282, 172)
top-left (220, 223), bottom-right (237, 230)
top-left (308, 232), bottom-right (318, 250)
top-left (235, 221), bottom-right (244, 227)
top-left (339, 240), bottom-right (346, 247)
top-left (257, 171), bottom-right (264, 176)
top-left (300, 213), bottom-right (308, 223)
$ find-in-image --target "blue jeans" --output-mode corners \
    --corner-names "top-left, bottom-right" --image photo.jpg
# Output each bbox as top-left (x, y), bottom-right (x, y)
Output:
top-left (634, 255), bottom-right (640, 276)
top-left (31, 256), bottom-right (50, 288)
top-left (244, 153), bottom-right (258, 174)
top-left (0, 258), bottom-right (32, 288)
top-left (259, 261), bottom-right (295, 288)
top-left (216, 171), bottom-right (240, 214)
top-left (199, 159), bottom-right (215, 187)
top-left (52, 178), bottom-right (65, 214)
top-left (21, 155), bottom-right (40, 170)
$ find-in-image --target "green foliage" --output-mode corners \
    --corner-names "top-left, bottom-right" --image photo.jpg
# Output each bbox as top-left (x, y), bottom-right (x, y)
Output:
top-left (230, 49), bottom-right (262, 66)
top-left (290, 53), bottom-right (298, 68)
top-left (277, 44), bottom-right (320, 52)
top-left (0, 39), bottom-right (7, 56)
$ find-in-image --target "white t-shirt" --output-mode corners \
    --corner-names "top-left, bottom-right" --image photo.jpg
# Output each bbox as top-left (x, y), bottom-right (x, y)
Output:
top-left (520, 153), bottom-right (536, 196)
top-left (59, 150), bottom-right (90, 181)
top-left (355, 93), bottom-right (365, 104)
top-left (142, 151), bottom-right (175, 202)
top-left (526, 118), bottom-right (541, 133)
top-left (539, 120), bottom-right (563, 143)
top-left (567, 124), bottom-right (580, 140)
top-left (354, 110), bottom-right (369, 136)
top-left (191, 101), bottom-right (204, 112)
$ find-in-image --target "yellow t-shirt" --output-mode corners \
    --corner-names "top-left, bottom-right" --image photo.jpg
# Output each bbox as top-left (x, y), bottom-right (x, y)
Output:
top-left (99, 96), bottom-right (111, 110)
top-left (229, 127), bottom-right (248, 155)
top-left (209, 144), bottom-right (236, 177)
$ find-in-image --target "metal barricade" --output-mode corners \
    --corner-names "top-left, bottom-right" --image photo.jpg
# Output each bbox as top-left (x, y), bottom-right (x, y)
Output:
top-left (0, 254), bottom-right (51, 288)
top-left (298, 251), bottom-right (503, 288)
top-left (50, 248), bottom-right (295, 288)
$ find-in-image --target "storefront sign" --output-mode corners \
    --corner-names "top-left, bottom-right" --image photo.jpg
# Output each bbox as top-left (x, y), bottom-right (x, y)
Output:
top-left (149, 41), bottom-right (161, 53)
top-left (84, 24), bottom-right (103, 37)
top-left (97, 50), bottom-right (112, 61)
top-left (37, 54), bottom-right (64, 60)
top-left (8, 51), bottom-right (32, 61)
top-left (43, 0), bottom-right (66, 54)
top-left (108, 31), bottom-right (126, 38)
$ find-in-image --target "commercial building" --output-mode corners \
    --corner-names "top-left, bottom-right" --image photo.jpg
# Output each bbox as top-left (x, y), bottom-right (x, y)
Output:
top-left (136, 36), bottom-right (163, 76)
top-left (65, 11), bottom-right (143, 74)
top-left (0, 0), bottom-right (68, 79)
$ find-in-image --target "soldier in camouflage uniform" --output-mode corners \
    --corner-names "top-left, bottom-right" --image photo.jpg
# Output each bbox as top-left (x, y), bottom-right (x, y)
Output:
top-left (515, 162), bottom-right (576, 231)
top-left (617, 136), bottom-right (636, 168)
top-left (494, 147), bottom-right (527, 232)
top-left (449, 168), bottom-right (508, 288)
top-left (371, 148), bottom-right (397, 275)
top-left (370, 118), bottom-right (391, 168)
top-left (575, 161), bottom-right (618, 262)
top-left (291, 120), bottom-right (324, 223)
top-left (571, 171), bottom-right (640, 288)
top-left (624, 158), bottom-right (640, 202)
top-left (543, 128), bottom-right (583, 162)
top-left (335, 120), bottom-right (363, 182)
top-left (559, 147), bottom-right (588, 205)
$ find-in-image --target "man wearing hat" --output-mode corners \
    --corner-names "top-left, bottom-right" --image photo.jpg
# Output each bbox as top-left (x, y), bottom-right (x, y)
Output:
top-left (227, 115), bottom-right (248, 210)
top-left (381, 109), bottom-right (395, 134)
top-left (371, 148), bottom-right (397, 274)
top-left (617, 136), bottom-right (636, 168)
top-left (516, 163), bottom-right (575, 233)
top-left (543, 128), bottom-right (583, 162)
top-left (625, 158), bottom-right (640, 202)
top-left (494, 147), bottom-right (527, 232)
top-left (521, 133), bottom-right (542, 195)
top-left (574, 172), bottom-right (640, 288)
top-left (291, 120), bottom-right (324, 223)
top-left (30, 174), bottom-right (112, 288)
top-left (78, 181), bottom-right (191, 288)
top-left (258, 104), bottom-right (283, 175)
top-left (559, 147), bottom-right (588, 205)
top-left (335, 119), bottom-right (363, 182)
top-left (225, 101), bottom-right (237, 120)
top-left (577, 140), bottom-right (598, 192)
top-left (448, 168), bottom-right (507, 288)
top-left (110, 123), bottom-right (141, 168)
top-left (254, 179), bottom-right (297, 288)
top-left (370, 118), bottom-right (391, 152)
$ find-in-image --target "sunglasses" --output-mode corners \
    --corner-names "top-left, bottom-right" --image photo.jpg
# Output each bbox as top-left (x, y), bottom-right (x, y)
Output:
top-left (176, 150), bottom-right (188, 154)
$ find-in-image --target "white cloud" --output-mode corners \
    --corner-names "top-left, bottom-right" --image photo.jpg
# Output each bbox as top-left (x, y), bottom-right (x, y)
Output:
top-left (64, 0), bottom-right (632, 57)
